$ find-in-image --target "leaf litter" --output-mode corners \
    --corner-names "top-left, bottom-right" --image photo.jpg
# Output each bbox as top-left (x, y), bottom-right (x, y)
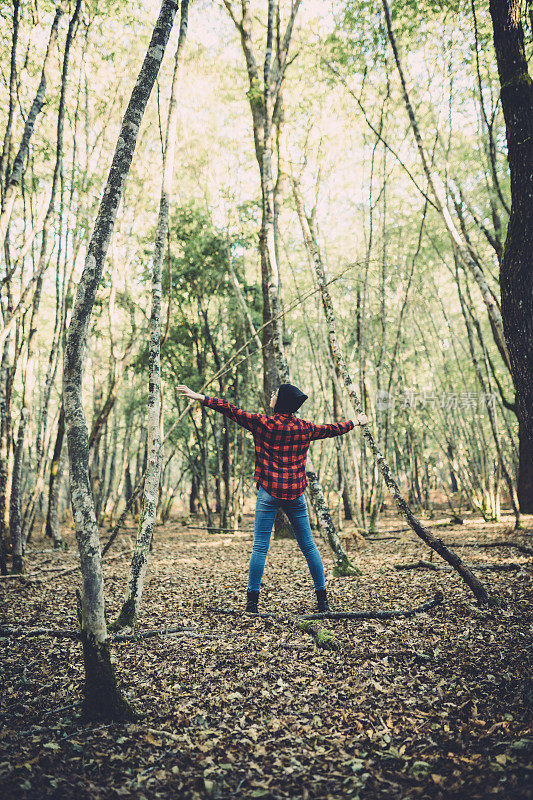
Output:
top-left (0, 509), bottom-right (531, 799)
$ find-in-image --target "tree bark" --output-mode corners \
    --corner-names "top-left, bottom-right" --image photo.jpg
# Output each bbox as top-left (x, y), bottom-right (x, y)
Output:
top-left (489, 0), bottom-right (533, 513)
top-left (0, 0), bottom-right (20, 199)
top-left (63, 0), bottom-right (179, 718)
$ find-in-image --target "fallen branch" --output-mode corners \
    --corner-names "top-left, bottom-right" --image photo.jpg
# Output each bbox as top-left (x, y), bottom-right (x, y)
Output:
top-left (394, 561), bottom-right (524, 572)
top-left (146, 728), bottom-right (184, 744)
top-left (394, 560), bottom-right (440, 571)
top-left (210, 591), bottom-right (444, 620)
top-left (177, 526), bottom-right (254, 533)
top-left (0, 549), bottom-right (132, 581)
top-left (0, 624), bottom-right (219, 641)
top-left (0, 626), bottom-right (79, 640)
top-left (442, 541), bottom-right (533, 556)
top-left (298, 590), bottom-right (444, 620)
top-left (364, 536), bottom-right (401, 542)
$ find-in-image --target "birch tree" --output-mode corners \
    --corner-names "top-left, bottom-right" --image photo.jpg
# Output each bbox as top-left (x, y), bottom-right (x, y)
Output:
top-left (63, 0), bottom-right (179, 719)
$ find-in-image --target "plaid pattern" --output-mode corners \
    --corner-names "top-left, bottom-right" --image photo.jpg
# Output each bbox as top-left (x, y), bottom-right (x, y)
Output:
top-left (201, 396), bottom-right (355, 500)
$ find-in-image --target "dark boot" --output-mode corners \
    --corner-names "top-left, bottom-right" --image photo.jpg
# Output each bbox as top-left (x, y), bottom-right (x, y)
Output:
top-left (246, 590), bottom-right (259, 613)
top-left (315, 588), bottom-right (330, 613)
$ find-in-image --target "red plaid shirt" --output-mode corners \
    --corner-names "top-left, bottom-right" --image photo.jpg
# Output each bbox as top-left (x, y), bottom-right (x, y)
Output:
top-left (201, 396), bottom-right (355, 500)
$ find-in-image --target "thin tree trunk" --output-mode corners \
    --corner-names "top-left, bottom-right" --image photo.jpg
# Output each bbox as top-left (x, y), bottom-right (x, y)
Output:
top-left (0, 334), bottom-right (13, 571)
top-left (292, 179), bottom-right (490, 604)
top-left (63, 0), bottom-right (179, 717)
top-left (0, 6), bottom-right (64, 251)
top-left (0, 0), bottom-right (21, 199)
top-left (11, 0), bottom-right (82, 564)
top-left (45, 404), bottom-right (65, 548)
top-left (112, 1), bottom-right (188, 631)
top-left (381, 0), bottom-right (511, 374)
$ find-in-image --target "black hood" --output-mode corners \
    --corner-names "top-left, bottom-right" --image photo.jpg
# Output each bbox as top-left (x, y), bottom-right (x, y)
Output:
top-left (274, 383), bottom-right (308, 414)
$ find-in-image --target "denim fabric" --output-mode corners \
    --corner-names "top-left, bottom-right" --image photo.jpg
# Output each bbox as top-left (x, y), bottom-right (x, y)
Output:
top-left (248, 486), bottom-right (326, 592)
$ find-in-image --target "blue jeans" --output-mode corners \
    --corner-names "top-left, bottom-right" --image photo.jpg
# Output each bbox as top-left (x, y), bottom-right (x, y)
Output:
top-left (248, 486), bottom-right (326, 592)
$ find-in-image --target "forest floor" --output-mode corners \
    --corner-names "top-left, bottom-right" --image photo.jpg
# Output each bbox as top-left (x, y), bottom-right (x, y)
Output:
top-left (0, 506), bottom-right (532, 800)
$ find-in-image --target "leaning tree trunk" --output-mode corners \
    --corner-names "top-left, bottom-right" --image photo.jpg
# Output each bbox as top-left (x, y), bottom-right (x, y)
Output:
top-left (292, 178), bottom-right (490, 604)
top-left (489, 0), bottom-right (533, 514)
top-left (0, 0), bottom-right (20, 197)
top-left (63, 0), bottom-right (179, 719)
top-left (112, 0), bottom-right (188, 633)
top-left (10, 0), bottom-right (82, 571)
top-left (0, 6), bottom-right (64, 251)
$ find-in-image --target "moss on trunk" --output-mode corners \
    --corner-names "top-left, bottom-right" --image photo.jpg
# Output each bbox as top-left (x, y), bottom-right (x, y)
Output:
top-left (108, 597), bottom-right (136, 633)
top-left (333, 555), bottom-right (362, 577)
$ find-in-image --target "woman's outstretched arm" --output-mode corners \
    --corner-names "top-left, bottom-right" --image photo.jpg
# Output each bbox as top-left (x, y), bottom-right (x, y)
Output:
top-left (307, 412), bottom-right (369, 441)
top-left (176, 385), bottom-right (264, 433)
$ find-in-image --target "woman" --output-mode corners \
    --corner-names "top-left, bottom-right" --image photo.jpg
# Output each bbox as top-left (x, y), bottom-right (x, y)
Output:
top-left (177, 382), bottom-right (368, 614)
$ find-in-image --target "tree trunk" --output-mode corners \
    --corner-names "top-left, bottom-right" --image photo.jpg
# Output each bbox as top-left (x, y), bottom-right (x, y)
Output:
top-left (0, 335), bottom-right (13, 565)
top-left (63, 0), bottom-right (179, 717)
top-left (489, 0), bottom-right (533, 514)
top-left (113, 1), bottom-right (188, 632)
top-left (45, 405), bottom-right (65, 548)
top-left (0, 0), bottom-right (20, 199)
top-left (381, 0), bottom-right (511, 373)
top-left (189, 472), bottom-right (199, 514)
top-left (293, 178), bottom-right (490, 604)
top-left (0, 6), bottom-right (64, 251)
top-left (224, 0), bottom-right (356, 566)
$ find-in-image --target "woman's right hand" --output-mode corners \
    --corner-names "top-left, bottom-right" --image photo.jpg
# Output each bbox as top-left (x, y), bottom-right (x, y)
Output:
top-left (355, 412), bottom-right (369, 426)
top-left (177, 384), bottom-right (205, 402)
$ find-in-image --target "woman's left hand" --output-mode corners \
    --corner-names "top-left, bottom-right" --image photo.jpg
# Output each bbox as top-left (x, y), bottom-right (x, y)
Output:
top-left (177, 384), bottom-right (205, 402)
